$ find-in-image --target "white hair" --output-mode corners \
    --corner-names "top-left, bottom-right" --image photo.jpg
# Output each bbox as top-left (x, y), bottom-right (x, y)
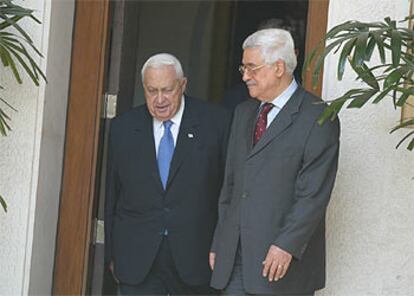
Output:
top-left (242, 28), bottom-right (297, 75)
top-left (141, 53), bottom-right (184, 82)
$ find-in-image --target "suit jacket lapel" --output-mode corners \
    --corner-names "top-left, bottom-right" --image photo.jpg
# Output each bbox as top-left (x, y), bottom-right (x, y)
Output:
top-left (244, 100), bottom-right (260, 151)
top-left (133, 107), bottom-right (164, 194)
top-left (167, 97), bottom-right (200, 189)
top-left (247, 87), bottom-right (305, 160)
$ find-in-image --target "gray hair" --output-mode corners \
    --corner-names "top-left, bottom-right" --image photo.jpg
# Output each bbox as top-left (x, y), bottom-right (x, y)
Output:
top-left (141, 53), bottom-right (184, 82)
top-left (242, 28), bottom-right (297, 75)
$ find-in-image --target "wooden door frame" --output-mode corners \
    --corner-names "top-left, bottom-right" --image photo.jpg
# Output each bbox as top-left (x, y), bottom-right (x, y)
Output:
top-left (52, 0), bottom-right (329, 294)
top-left (53, 0), bottom-right (110, 294)
top-left (304, 0), bottom-right (330, 96)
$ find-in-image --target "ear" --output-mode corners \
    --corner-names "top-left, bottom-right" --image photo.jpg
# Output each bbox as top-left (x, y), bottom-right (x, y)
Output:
top-left (274, 60), bottom-right (286, 78)
top-left (181, 77), bottom-right (188, 92)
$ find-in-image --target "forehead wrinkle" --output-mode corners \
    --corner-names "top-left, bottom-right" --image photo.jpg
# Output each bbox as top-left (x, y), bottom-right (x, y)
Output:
top-left (243, 48), bottom-right (264, 65)
top-left (144, 76), bottom-right (178, 89)
top-left (144, 66), bottom-right (177, 85)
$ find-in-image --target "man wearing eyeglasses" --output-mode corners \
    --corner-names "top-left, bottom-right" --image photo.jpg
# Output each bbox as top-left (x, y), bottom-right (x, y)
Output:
top-left (221, 18), bottom-right (303, 112)
top-left (209, 29), bottom-right (340, 295)
top-left (105, 53), bottom-right (230, 295)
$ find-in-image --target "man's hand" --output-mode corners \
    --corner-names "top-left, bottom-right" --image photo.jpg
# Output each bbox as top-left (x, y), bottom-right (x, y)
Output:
top-left (209, 252), bottom-right (216, 270)
top-left (109, 261), bottom-right (120, 284)
top-left (262, 245), bottom-right (292, 282)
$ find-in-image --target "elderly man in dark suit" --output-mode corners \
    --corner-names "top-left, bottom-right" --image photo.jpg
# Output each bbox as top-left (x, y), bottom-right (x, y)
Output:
top-left (105, 53), bottom-right (230, 295)
top-left (209, 29), bottom-right (340, 295)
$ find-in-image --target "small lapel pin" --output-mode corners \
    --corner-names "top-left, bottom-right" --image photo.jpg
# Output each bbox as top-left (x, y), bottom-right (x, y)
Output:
top-left (187, 133), bottom-right (194, 138)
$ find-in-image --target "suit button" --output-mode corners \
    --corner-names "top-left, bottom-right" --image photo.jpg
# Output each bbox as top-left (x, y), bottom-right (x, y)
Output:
top-left (242, 193), bottom-right (248, 198)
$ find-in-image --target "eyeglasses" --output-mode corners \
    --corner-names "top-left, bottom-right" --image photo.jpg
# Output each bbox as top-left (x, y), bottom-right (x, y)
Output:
top-left (238, 63), bottom-right (267, 75)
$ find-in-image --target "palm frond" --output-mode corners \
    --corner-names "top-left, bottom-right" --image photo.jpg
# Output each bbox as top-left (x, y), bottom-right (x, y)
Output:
top-left (304, 14), bottom-right (414, 150)
top-left (0, 0), bottom-right (45, 136)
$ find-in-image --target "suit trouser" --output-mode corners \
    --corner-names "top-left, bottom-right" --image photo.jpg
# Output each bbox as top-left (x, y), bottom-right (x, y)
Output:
top-left (223, 242), bottom-right (314, 296)
top-left (118, 237), bottom-right (212, 295)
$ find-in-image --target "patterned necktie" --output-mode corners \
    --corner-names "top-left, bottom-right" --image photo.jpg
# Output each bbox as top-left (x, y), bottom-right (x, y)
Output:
top-left (253, 103), bottom-right (273, 146)
top-left (157, 120), bottom-right (174, 189)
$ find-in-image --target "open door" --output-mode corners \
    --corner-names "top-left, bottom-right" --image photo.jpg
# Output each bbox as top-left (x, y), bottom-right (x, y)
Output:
top-left (53, 1), bottom-right (329, 294)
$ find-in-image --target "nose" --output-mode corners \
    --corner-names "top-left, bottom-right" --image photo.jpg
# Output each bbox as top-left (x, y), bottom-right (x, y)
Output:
top-left (154, 90), bottom-right (165, 103)
top-left (242, 70), bottom-right (251, 82)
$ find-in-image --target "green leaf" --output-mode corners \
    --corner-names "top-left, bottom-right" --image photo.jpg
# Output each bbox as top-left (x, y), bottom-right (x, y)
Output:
top-left (311, 35), bottom-right (361, 86)
top-left (0, 35), bottom-right (46, 85)
top-left (19, 43), bottom-right (46, 82)
top-left (0, 14), bottom-right (24, 30)
top-left (391, 30), bottom-right (402, 67)
top-left (352, 31), bottom-right (369, 66)
top-left (350, 61), bottom-right (380, 90)
top-left (0, 107), bottom-right (12, 136)
top-left (337, 37), bottom-right (357, 80)
top-left (318, 100), bottom-right (346, 125)
top-left (311, 42), bottom-right (339, 86)
top-left (0, 13), bottom-right (33, 42)
top-left (368, 63), bottom-right (392, 73)
top-left (317, 89), bottom-right (366, 124)
top-left (398, 28), bottom-right (414, 39)
top-left (324, 20), bottom-right (358, 39)
top-left (384, 17), bottom-right (392, 25)
top-left (365, 35), bottom-right (377, 61)
top-left (396, 92), bottom-right (411, 106)
top-left (408, 138), bottom-right (414, 151)
top-left (393, 87), bottom-right (414, 106)
top-left (395, 130), bottom-right (414, 150)
top-left (372, 85), bottom-right (395, 103)
top-left (401, 54), bottom-right (414, 68)
top-left (0, 194), bottom-right (7, 213)
top-left (302, 46), bottom-right (320, 82)
top-left (392, 88), bottom-right (398, 108)
top-left (324, 88), bottom-right (367, 103)
top-left (5, 42), bottom-right (41, 85)
top-left (402, 14), bottom-right (414, 22)
top-left (371, 32), bottom-right (386, 63)
top-left (0, 97), bottom-right (17, 111)
top-left (0, 46), bottom-right (9, 66)
top-left (383, 69), bottom-right (402, 89)
top-left (0, 45), bottom-right (22, 83)
top-left (347, 89), bottom-right (378, 108)
top-left (390, 118), bottom-right (414, 133)
top-left (1, 29), bottom-right (44, 59)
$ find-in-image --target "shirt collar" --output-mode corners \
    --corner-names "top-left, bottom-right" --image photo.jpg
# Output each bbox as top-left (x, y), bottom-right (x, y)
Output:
top-left (153, 95), bottom-right (185, 129)
top-left (262, 79), bottom-right (298, 110)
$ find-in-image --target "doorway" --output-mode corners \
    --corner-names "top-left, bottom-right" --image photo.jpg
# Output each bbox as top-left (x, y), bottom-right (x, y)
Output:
top-left (53, 1), bottom-right (329, 294)
top-left (88, 1), bottom-right (309, 294)
top-left (104, 0), bottom-right (309, 113)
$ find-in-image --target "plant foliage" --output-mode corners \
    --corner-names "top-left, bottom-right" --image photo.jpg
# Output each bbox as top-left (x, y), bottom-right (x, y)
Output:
top-left (0, 0), bottom-right (46, 212)
top-left (304, 15), bottom-right (414, 151)
top-left (0, 0), bottom-right (46, 135)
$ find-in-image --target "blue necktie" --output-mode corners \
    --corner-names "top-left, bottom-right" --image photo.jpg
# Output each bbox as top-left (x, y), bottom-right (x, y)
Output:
top-left (157, 120), bottom-right (174, 189)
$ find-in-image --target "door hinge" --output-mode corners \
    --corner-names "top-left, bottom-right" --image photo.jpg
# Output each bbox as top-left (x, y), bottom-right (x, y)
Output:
top-left (102, 93), bottom-right (117, 119)
top-left (92, 218), bottom-right (105, 245)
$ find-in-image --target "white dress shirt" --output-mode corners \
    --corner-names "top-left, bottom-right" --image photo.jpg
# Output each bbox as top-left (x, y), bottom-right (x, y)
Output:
top-left (153, 95), bottom-right (185, 156)
top-left (261, 79), bottom-right (298, 128)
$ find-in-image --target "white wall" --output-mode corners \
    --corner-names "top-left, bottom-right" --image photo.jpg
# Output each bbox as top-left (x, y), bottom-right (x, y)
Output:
top-left (0, 0), bottom-right (74, 294)
top-left (320, 0), bottom-right (414, 295)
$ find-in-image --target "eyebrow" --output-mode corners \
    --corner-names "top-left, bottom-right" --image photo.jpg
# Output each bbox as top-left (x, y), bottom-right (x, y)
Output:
top-left (244, 62), bottom-right (260, 67)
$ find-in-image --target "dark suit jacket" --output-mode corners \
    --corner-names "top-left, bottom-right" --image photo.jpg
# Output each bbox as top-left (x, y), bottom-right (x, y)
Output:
top-left (221, 83), bottom-right (252, 112)
top-left (210, 86), bottom-right (340, 294)
top-left (104, 96), bottom-right (230, 286)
